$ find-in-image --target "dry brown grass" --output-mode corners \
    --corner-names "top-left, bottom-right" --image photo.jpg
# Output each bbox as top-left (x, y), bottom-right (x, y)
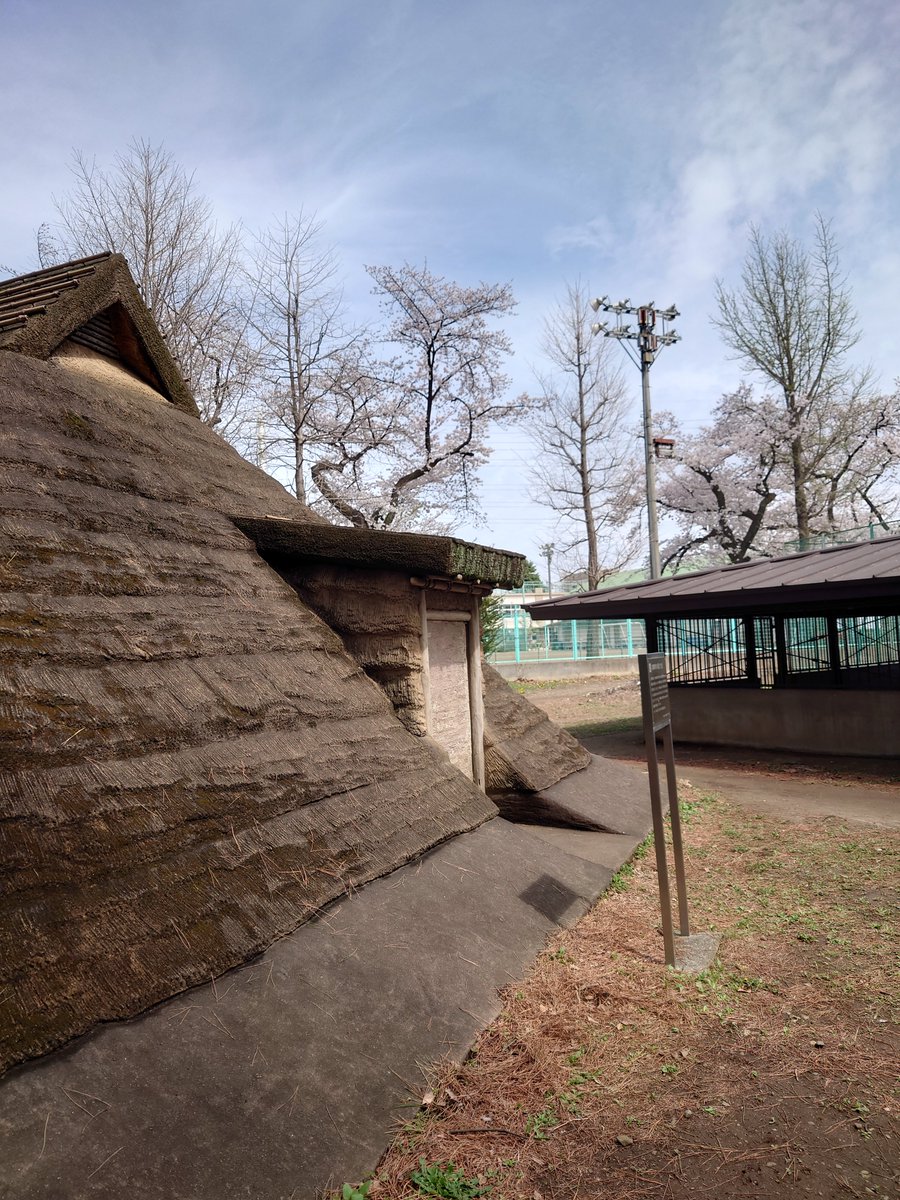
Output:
top-left (357, 788), bottom-right (898, 1200)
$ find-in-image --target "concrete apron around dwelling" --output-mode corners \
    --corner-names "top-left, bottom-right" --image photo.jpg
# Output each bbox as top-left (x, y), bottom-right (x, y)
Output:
top-left (0, 760), bottom-right (653, 1200)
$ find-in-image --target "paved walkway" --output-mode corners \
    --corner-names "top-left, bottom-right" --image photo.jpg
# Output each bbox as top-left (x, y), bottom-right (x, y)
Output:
top-left (677, 763), bottom-right (900, 828)
top-left (575, 728), bottom-right (899, 830)
top-left (0, 767), bottom-right (653, 1200)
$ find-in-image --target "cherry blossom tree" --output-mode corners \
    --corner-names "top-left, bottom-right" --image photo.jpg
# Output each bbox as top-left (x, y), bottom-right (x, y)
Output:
top-left (804, 388), bottom-right (900, 533)
top-left (655, 388), bottom-right (789, 568)
top-left (656, 384), bottom-right (900, 567)
top-left (248, 256), bottom-right (523, 529)
top-left (325, 263), bottom-right (523, 530)
top-left (40, 146), bottom-right (524, 530)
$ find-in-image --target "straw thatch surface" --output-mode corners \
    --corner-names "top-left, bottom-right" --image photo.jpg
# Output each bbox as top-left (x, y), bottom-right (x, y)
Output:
top-left (0, 253), bottom-right (196, 414)
top-left (277, 563), bottom-right (429, 734)
top-left (0, 350), bottom-right (495, 1075)
top-left (482, 663), bottom-right (591, 794)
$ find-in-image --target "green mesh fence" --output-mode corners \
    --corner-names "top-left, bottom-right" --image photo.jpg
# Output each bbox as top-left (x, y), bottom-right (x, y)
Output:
top-left (486, 607), bottom-right (646, 664)
top-left (488, 609), bottom-right (900, 685)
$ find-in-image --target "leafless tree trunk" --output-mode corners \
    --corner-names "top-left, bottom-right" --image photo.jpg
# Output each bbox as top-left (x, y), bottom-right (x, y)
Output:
top-left (528, 283), bottom-right (634, 587)
top-left (247, 213), bottom-right (367, 507)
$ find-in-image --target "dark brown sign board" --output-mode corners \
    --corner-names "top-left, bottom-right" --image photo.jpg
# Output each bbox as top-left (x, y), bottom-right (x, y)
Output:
top-left (638, 653), bottom-right (690, 967)
top-left (644, 652), bottom-right (671, 730)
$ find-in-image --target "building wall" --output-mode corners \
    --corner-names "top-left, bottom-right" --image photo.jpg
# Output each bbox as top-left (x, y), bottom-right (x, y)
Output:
top-left (490, 657), bottom-right (639, 681)
top-left (277, 564), bottom-right (429, 735)
top-left (670, 686), bottom-right (900, 758)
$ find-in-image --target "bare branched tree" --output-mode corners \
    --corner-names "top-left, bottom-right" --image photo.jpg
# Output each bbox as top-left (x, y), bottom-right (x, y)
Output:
top-left (713, 216), bottom-right (869, 541)
top-left (247, 213), bottom-right (369, 506)
top-left (49, 139), bottom-right (254, 433)
top-left (528, 283), bottom-right (637, 587)
top-left (41, 148), bottom-right (524, 532)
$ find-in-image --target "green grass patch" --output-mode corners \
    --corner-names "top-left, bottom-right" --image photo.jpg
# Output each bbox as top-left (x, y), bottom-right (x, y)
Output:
top-left (567, 715), bottom-right (642, 739)
top-left (410, 1159), bottom-right (488, 1197)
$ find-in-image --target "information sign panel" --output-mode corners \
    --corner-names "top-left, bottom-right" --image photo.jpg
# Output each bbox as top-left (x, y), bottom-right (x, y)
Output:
top-left (642, 652), bottom-right (670, 731)
top-left (638, 653), bottom-right (689, 967)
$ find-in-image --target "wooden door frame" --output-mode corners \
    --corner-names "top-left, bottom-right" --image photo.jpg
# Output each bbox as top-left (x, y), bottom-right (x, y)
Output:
top-left (418, 594), bottom-right (486, 790)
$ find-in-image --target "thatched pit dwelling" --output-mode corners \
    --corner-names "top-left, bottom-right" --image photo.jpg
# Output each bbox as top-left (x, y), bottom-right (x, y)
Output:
top-left (235, 514), bottom-right (592, 793)
top-left (0, 255), bottom-right (645, 1197)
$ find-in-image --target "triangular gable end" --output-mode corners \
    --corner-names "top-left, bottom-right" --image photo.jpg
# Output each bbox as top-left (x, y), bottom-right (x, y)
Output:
top-left (62, 301), bottom-right (170, 398)
top-left (0, 253), bottom-right (197, 417)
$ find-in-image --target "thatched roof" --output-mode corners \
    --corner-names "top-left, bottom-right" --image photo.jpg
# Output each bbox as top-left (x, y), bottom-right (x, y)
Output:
top-left (0, 345), bottom-right (495, 1075)
top-left (0, 253), bottom-right (196, 414)
top-left (482, 663), bottom-right (591, 795)
top-left (234, 515), bottom-right (525, 588)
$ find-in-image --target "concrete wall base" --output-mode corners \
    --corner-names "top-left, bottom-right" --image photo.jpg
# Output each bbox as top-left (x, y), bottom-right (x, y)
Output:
top-left (670, 686), bottom-right (900, 758)
top-left (489, 657), bottom-right (639, 681)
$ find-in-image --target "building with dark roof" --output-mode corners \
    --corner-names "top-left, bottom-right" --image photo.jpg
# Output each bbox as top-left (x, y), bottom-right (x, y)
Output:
top-left (528, 539), bottom-right (900, 757)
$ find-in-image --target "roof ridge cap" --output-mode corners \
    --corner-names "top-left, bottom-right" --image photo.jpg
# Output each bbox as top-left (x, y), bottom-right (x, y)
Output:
top-left (0, 252), bottom-right (114, 288)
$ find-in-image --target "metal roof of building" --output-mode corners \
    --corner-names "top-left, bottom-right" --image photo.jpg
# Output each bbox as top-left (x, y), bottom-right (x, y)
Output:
top-left (527, 535), bottom-right (900, 620)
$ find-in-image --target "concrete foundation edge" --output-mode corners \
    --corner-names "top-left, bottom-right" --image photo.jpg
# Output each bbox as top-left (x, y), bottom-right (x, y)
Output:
top-left (489, 657), bottom-right (639, 681)
top-left (0, 785), bottom-right (652, 1200)
top-left (670, 685), bottom-right (900, 758)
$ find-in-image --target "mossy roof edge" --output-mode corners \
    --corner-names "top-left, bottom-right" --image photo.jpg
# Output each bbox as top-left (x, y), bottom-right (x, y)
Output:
top-left (232, 515), bottom-right (525, 588)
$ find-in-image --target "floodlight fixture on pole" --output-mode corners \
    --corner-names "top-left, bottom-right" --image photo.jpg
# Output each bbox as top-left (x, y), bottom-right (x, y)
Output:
top-left (539, 542), bottom-right (555, 599)
top-left (589, 297), bottom-right (681, 579)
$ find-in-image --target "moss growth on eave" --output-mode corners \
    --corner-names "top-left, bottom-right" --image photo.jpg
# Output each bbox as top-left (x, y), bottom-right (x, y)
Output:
top-left (232, 517), bottom-right (525, 589)
top-left (448, 538), bottom-right (525, 588)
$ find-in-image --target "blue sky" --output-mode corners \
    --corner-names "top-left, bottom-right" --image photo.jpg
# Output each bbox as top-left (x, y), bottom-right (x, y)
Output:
top-left (4, 0), bottom-right (900, 570)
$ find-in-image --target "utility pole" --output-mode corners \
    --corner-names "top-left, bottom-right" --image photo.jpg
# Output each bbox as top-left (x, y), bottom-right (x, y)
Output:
top-left (590, 298), bottom-right (681, 579)
top-left (539, 542), bottom-right (555, 599)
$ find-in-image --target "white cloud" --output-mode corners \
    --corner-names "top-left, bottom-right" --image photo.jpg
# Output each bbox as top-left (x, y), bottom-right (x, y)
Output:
top-left (546, 214), bottom-right (617, 256)
top-left (663, 0), bottom-right (899, 290)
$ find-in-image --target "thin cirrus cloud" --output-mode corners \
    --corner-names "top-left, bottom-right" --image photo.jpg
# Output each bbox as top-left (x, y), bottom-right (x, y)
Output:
top-left (663, 0), bottom-right (898, 290)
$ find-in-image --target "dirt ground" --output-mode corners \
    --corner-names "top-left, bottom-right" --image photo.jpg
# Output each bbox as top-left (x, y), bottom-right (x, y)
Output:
top-left (516, 675), bottom-right (900, 796)
top-left (360, 676), bottom-right (899, 1200)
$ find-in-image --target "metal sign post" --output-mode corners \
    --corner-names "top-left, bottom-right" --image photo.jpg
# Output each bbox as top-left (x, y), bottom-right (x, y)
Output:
top-left (638, 653), bottom-right (690, 967)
